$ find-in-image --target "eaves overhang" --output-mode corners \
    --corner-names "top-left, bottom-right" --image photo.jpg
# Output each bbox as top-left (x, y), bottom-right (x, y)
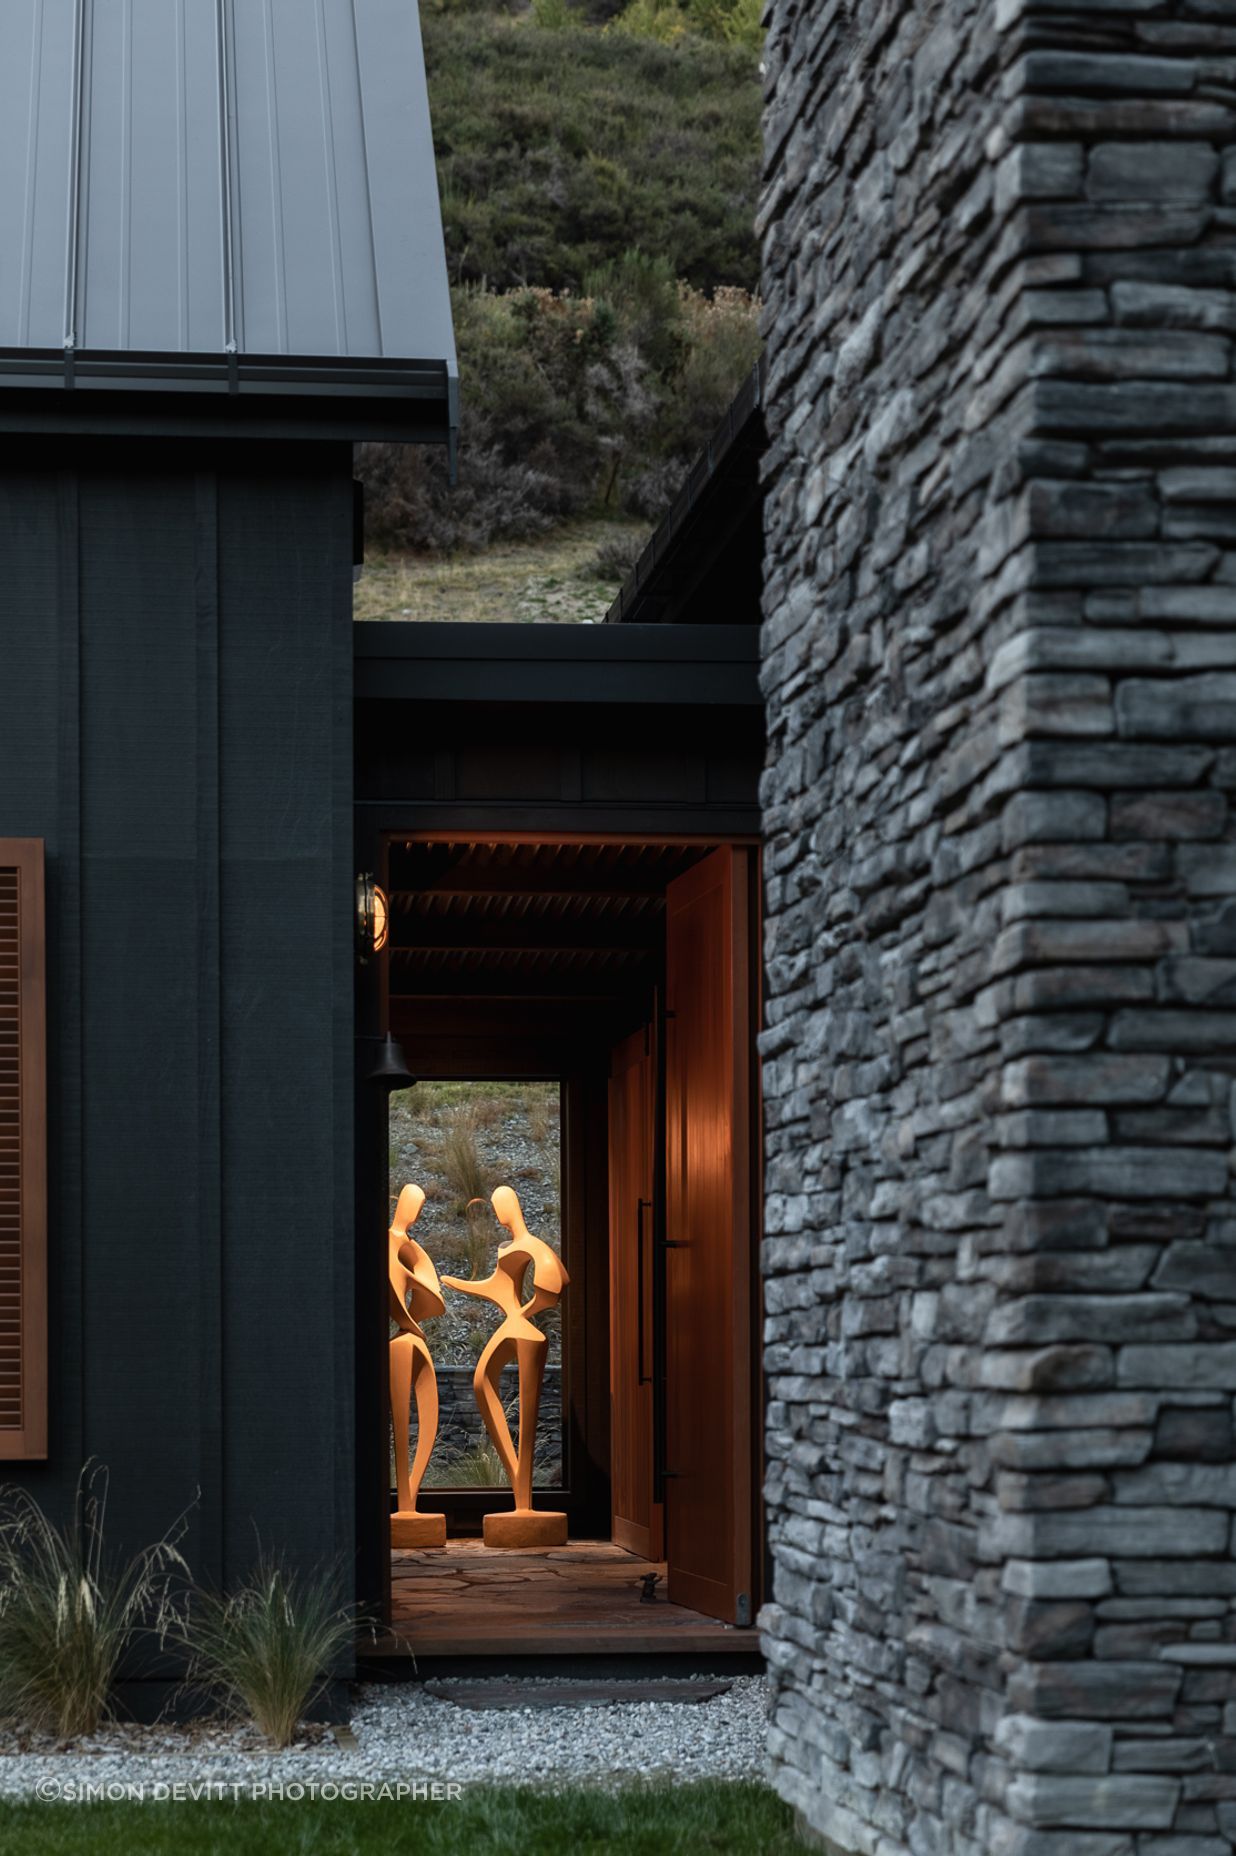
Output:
top-left (0, 0), bottom-right (457, 448)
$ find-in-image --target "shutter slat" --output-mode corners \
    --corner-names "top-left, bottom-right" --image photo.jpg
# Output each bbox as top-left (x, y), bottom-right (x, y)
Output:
top-left (0, 868), bottom-right (19, 1441)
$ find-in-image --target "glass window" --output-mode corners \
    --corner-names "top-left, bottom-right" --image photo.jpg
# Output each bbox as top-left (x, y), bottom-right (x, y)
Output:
top-left (388, 1081), bottom-right (564, 1492)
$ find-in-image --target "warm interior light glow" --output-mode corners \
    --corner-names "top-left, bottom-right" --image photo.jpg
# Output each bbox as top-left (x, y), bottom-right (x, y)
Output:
top-left (356, 872), bottom-right (389, 955)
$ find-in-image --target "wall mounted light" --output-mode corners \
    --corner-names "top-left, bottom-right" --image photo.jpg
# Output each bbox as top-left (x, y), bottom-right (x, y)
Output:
top-left (356, 873), bottom-right (390, 956)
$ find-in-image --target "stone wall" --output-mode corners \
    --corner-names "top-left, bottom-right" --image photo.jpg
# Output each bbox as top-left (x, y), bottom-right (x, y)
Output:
top-left (408, 1366), bottom-right (562, 1487)
top-left (759, 2), bottom-right (1236, 1851)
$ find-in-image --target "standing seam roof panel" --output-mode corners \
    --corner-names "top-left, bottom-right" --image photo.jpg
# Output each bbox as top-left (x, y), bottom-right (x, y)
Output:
top-left (75, 0), bottom-right (229, 355)
top-left (0, 0), bottom-right (455, 387)
top-left (0, 0), bottom-right (78, 348)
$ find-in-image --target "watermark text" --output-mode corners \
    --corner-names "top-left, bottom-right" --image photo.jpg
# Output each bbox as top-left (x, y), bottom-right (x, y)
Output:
top-left (34, 1777), bottom-right (464, 1804)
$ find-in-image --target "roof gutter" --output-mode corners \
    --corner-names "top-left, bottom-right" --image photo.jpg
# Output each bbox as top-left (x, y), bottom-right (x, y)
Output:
top-left (0, 349), bottom-right (457, 445)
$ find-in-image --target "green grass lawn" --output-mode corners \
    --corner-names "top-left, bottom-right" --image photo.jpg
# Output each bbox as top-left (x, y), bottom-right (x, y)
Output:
top-left (0, 1781), bottom-right (809, 1854)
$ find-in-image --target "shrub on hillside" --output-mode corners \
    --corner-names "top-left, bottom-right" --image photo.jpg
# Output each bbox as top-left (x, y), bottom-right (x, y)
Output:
top-left (433, 0), bottom-right (761, 39)
top-left (358, 273), bottom-right (760, 554)
top-left (423, 10), bottom-right (760, 295)
top-left (679, 0), bottom-right (763, 50)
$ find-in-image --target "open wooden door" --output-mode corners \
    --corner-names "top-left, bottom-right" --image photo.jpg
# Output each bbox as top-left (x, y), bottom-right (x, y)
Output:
top-left (663, 846), bottom-right (754, 1625)
top-left (608, 1024), bottom-right (662, 1559)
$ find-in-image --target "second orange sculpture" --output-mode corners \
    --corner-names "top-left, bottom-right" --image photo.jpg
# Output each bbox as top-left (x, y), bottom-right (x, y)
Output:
top-left (443, 1186), bottom-right (570, 1547)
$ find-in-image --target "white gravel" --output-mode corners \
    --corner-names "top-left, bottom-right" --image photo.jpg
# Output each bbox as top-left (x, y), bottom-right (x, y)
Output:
top-left (0, 1675), bottom-right (770, 1798)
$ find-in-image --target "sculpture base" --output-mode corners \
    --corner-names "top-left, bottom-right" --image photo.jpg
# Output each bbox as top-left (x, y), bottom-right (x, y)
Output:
top-left (391, 1510), bottom-right (447, 1548)
top-left (483, 1509), bottom-right (568, 1548)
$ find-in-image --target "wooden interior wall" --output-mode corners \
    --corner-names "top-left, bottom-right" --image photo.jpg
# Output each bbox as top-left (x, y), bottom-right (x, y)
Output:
top-left (0, 441), bottom-right (355, 1616)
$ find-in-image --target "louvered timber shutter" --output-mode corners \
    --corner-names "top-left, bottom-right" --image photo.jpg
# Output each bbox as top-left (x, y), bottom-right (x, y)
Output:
top-left (0, 842), bottom-right (47, 1459)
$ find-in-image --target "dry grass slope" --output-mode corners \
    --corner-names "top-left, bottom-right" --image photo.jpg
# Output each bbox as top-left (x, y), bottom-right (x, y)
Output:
top-left (354, 520), bottom-right (646, 625)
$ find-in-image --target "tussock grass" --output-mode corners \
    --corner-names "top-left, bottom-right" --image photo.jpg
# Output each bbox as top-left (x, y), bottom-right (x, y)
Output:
top-left (527, 1092), bottom-right (554, 1146)
top-left (440, 1112), bottom-right (493, 1212)
top-left (429, 1438), bottom-right (511, 1489)
top-left (0, 1466), bottom-right (188, 1741)
top-left (463, 1206), bottom-right (496, 1282)
top-left (174, 1559), bottom-right (357, 1749)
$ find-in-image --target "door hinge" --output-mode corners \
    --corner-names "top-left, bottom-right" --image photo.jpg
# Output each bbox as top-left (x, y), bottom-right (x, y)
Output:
top-left (735, 1592), bottom-right (752, 1628)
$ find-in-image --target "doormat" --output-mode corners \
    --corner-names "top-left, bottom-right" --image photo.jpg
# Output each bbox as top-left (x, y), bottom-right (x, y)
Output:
top-left (423, 1679), bottom-right (733, 1710)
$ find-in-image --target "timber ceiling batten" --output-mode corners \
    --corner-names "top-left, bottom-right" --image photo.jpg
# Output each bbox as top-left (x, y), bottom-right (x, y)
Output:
top-left (0, 843), bottom-right (47, 1460)
top-left (388, 839), bottom-right (712, 1005)
top-left (0, 0), bottom-right (457, 440)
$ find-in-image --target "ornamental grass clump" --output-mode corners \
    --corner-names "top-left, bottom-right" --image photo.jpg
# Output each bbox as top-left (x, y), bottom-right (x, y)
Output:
top-left (180, 1558), bottom-right (355, 1747)
top-left (430, 1436), bottom-right (510, 1489)
top-left (0, 1465), bottom-right (187, 1740)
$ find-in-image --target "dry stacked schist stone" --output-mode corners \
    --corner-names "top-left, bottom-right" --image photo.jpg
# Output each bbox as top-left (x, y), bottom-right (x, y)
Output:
top-left (759, 2), bottom-right (1236, 1852)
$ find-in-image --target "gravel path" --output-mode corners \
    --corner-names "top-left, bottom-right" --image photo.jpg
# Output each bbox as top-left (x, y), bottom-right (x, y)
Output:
top-left (0, 1675), bottom-right (769, 1798)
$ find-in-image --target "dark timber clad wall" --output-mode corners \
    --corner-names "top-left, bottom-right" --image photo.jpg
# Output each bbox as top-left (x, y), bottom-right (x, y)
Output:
top-left (0, 442), bottom-right (354, 1629)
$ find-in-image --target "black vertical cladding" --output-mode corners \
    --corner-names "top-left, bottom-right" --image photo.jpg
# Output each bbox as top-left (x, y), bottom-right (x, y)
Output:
top-left (0, 443), bottom-right (354, 1629)
top-left (78, 469), bottom-right (201, 1558)
top-left (194, 474), bottom-right (224, 1592)
top-left (216, 455), bottom-right (355, 1601)
top-left (352, 806), bottom-right (390, 1630)
top-left (0, 464), bottom-right (85, 1501)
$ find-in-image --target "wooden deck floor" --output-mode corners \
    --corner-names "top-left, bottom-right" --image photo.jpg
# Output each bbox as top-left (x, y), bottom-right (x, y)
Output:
top-left (372, 1540), bottom-right (757, 1657)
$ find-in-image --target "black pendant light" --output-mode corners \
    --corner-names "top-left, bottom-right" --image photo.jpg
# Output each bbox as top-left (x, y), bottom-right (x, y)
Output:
top-left (365, 1033), bottom-right (417, 1088)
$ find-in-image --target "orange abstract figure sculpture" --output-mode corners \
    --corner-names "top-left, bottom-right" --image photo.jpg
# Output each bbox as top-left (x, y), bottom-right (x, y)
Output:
top-left (388, 1183), bottom-right (447, 1549)
top-left (442, 1186), bottom-right (570, 1548)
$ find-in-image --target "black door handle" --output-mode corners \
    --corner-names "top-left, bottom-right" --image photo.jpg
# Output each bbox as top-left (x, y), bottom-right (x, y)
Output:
top-left (637, 1197), bottom-right (652, 1386)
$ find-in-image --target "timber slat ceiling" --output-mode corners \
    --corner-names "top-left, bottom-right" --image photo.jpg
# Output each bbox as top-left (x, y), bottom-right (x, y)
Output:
top-left (389, 841), bottom-right (709, 1004)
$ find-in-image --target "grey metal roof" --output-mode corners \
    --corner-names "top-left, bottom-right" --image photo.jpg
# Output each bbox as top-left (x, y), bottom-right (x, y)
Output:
top-left (0, 0), bottom-right (456, 441)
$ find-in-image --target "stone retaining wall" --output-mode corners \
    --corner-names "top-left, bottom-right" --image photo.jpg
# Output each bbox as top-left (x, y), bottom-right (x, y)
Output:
top-left (393, 1365), bottom-right (563, 1489)
top-left (759, 2), bottom-right (1236, 1850)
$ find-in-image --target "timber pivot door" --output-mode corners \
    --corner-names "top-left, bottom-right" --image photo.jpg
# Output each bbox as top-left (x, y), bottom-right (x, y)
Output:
top-left (663, 846), bottom-right (755, 1626)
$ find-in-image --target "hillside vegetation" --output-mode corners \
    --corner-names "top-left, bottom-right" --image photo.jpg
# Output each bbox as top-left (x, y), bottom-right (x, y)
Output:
top-left (425, 2), bottom-right (761, 294)
top-left (357, 1), bottom-right (762, 600)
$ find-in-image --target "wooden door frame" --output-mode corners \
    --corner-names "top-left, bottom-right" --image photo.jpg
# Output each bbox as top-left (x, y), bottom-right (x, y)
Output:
top-left (355, 822), bottom-right (764, 1626)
